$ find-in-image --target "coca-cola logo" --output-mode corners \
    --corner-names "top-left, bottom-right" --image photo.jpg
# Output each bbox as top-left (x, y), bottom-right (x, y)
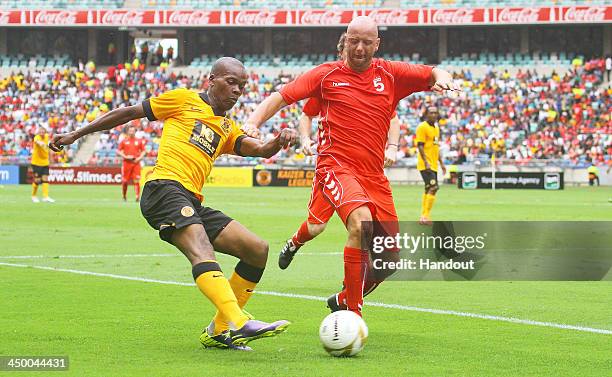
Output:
top-left (234, 10), bottom-right (277, 25)
top-left (101, 10), bottom-right (144, 25)
top-left (431, 9), bottom-right (475, 24)
top-left (168, 10), bottom-right (211, 25)
top-left (368, 10), bottom-right (408, 25)
top-left (301, 10), bottom-right (342, 25)
top-left (498, 8), bottom-right (540, 23)
top-left (34, 10), bottom-right (77, 25)
top-left (0, 11), bottom-right (10, 24)
top-left (563, 7), bottom-right (605, 22)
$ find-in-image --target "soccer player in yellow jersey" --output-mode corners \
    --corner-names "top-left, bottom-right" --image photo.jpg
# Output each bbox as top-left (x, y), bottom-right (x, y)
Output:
top-left (50, 57), bottom-right (296, 351)
top-left (415, 106), bottom-right (446, 225)
top-left (31, 127), bottom-right (54, 203)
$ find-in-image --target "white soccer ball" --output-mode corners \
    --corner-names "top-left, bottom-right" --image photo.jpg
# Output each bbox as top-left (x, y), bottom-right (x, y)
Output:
top-left (319, 310), bottom-right (368, 357)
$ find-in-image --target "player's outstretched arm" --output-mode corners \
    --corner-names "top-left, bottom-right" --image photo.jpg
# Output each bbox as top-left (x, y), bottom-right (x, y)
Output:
top-left (430, 67), bottom-right (461, 93)
top-left (238, 129), bottom-right (297, 158)
top-left (242, 92), bottom-right (287, 138)
top-left (49, 104), bottom-right (145, 152)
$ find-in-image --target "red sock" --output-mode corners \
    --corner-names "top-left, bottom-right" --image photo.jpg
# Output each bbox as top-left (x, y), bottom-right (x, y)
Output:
top-left (292, 221), bottom-right (315, 246)
top-left (134, 182), bottom-right (140, 199)
top-left (343, 246), bottom-right (368, 316)
top-left (121, 182), bottom-right (128, 198)
top-left (337, 263), bottom-right (381, 308)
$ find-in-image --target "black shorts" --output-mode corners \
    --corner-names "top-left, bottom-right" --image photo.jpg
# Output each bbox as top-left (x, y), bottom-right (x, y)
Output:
top-left (31, 164), bottom-right (49, 177)
top-left (419, 169), bottom-right (438, 191)
top-left (140, 179), bottom-right (233, 244)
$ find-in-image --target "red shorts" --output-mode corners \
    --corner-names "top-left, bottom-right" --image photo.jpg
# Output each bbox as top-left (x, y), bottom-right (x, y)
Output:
top-left (121, 162), bottom-right (141, 183)
top-left (307, 167), bottom-right (398, 225)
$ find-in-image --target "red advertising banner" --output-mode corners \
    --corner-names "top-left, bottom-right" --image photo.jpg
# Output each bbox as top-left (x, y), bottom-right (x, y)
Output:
top-left (30, 166), bottom-right (123, 185)
top-left (97, 9), bottom-right (158, 26)
top-left (495, 7), bottom-right (554, 23)
top-left (164, 10), bottom-right (224, 26)
top-left (0, 10), bottom-right (23, 25)
top-left (30, 10), bottom-right (91, 26)
top-left (559, 6), bottom-right (610, 23)
top-left (0, 7), bottom-right (610, 26)
top-left (231, 10), bottom-right (293, 26)
top-left (364, 9), bottom-right (424, 25)
top-left (297, 9), bottom-right (357, 26)
top-left (429, 8), bottom-right (487, 25)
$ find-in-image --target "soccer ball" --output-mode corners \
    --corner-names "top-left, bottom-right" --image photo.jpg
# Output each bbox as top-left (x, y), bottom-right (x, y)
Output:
top-left (319, 310), bottom-right (368, 357)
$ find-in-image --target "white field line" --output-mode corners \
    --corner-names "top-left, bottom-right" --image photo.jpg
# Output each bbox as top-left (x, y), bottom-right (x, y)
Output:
top-left (1, 261), bottom-right (610, 335)
top-left (0, 252), bottom-right (342, 259)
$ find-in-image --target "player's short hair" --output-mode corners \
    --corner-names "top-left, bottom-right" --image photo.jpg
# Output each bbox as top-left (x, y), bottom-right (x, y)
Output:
top-left (336, 32), bottom-right (347, 58)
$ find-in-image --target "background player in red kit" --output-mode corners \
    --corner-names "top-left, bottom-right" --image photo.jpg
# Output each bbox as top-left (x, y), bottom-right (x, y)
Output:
top-left (117, 125), bottom-right (146, 201)
top-left (246, 16), bottom-right (460, 317)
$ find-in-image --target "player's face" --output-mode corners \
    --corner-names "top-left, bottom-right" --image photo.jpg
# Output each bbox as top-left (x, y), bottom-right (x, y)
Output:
top-left (426, 108), bottom-right (439, 124)
top-left (209, 67), bottom-right (248, 112)
top-left (37, 128), bottom-right (46, 136)
top-left (127, 127), bottom-right (136, 137)
top-left (344, 32), bottom-right (379, 71)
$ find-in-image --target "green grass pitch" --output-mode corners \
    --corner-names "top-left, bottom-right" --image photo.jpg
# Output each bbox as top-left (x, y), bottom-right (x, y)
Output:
top-left (1, 184), bottom-right (611, 376)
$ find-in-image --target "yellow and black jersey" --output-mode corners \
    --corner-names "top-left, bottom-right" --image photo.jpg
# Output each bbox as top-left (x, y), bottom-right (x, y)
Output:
top-left (31, 133), bottom-right (50, 167)
top-left (415, 121), bottom-right (440, 171)
top-left (142, 88), bottom-right (246, 201)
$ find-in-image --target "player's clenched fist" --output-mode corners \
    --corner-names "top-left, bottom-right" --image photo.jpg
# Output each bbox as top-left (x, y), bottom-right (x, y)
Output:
top-left (49, 131), bottom-right (79, 152)
top-left (277, 128), bottom-right (298, 148)
top-left (241, 122), bottom-right (260, 139)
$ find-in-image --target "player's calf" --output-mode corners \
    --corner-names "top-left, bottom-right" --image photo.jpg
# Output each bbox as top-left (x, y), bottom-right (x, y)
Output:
top-left (279, 222), bottom-right (327, 269)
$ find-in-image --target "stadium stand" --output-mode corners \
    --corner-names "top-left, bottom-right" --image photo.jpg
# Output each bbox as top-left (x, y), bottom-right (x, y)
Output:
top-left (440, 52), bottom-right (574, 67)
top-left (0, 0), bottom-right (124, 8)
top-left (1, 56), bottom-right (609, 168)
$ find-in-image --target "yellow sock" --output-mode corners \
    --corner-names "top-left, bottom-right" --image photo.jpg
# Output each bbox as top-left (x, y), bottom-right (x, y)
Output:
top-left (195, 269), bottom-right (249, 332)
top-left (425, 194), bottom-right (436, 217)
top-left (32, 183), bottom-right (38, 196)
top-left (212, 272), bottom-right (257, 335)
top-left (42, 183), bottom-right (49, 198)
top-left (421, 193), bottom-right (428, 216)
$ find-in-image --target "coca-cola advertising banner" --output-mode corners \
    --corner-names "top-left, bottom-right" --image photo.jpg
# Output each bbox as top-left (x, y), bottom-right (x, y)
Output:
top-left (0, 7), bottom-right (610, 26)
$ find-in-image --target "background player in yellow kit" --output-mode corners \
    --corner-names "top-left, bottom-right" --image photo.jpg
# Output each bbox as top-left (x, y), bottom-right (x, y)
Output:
top-left (416, 106), bottom-right (446, 225)
top-left (31, 127), bottom-right (54, 203)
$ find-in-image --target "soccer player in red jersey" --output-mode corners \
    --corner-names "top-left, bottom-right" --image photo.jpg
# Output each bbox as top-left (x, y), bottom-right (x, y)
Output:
top-left (279, 94), bottom-right (401, 270)
top-left (117, 125), bottom-right (146, 201)
top-left (246, 16), bottom-right (460, 316)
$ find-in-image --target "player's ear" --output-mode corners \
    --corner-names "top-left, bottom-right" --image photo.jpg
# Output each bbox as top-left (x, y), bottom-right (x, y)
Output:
top-left (208, 73), bottom-right (215, 86)
top-left (375, 38), bottom-right (380, 52)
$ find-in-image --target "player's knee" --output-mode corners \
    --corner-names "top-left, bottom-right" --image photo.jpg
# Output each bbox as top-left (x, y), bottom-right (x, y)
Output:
top-left (249, 238), bottom-right (269, 265)
top-left (429, 186), bottom-right (439, 195)
top-left (347, 206), bottom-right (373, 242)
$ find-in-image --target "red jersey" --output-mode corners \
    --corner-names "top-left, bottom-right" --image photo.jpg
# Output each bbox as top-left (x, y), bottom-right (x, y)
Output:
top-left (303, 97), bottom-right (397, 118)
top-left (283, 59), bottom-right (432, 173)
top-left (118, 137), bottom-right (146, 162)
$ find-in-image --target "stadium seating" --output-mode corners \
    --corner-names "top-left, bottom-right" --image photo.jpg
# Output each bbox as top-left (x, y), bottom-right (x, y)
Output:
top-left (0, 54), bottom-right (73, 69)
top-left (190, 53), bottom-right (427, 69)
top-left (440, 52), bottom-right (574, 67)
top-left (141, 0), bottom-right (382, 9)
top-left (0, 0), bottom-right (124, 8)
top-left (1, 56), bottom-right (608, 167)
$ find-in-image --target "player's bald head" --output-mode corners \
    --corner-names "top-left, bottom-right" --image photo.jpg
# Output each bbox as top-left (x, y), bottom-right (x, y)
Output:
top-left (210, 57), bottom-right (246, 77)
top-left (346, 16), bottom-right (378, 39)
